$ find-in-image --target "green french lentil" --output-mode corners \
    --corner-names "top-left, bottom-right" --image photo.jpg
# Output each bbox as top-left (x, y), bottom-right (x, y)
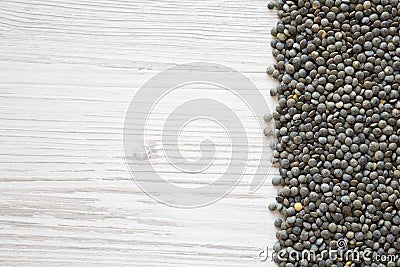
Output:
top-left (267, 0), bottom-right (400, 264)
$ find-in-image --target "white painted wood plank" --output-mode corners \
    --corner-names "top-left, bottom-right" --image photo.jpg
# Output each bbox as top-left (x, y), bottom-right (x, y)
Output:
top-left (0, 0), bottom-right (280, 266)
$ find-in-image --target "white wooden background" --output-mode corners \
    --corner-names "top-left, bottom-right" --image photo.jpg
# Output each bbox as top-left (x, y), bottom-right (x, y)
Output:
top-left (0, 0), bottom-right (280, 266)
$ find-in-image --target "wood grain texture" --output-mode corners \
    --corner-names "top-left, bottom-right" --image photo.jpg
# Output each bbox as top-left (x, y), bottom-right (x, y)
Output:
top-left (0, 0), bottom-right (280, 266)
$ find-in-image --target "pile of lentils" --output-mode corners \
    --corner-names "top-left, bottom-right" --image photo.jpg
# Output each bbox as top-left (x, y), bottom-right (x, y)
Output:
top-left (265, 0), bottom-right (400, 266)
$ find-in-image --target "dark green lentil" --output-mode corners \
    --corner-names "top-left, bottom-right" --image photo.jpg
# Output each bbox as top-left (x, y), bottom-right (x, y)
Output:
top-left (268, 1), bottom-right (275, 9)
top-left (266, 0), bottom-right (400, 265)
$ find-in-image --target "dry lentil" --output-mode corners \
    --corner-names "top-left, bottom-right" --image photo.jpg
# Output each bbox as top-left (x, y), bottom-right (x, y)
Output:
top-left (266, 0), bottom-right (400, 265)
